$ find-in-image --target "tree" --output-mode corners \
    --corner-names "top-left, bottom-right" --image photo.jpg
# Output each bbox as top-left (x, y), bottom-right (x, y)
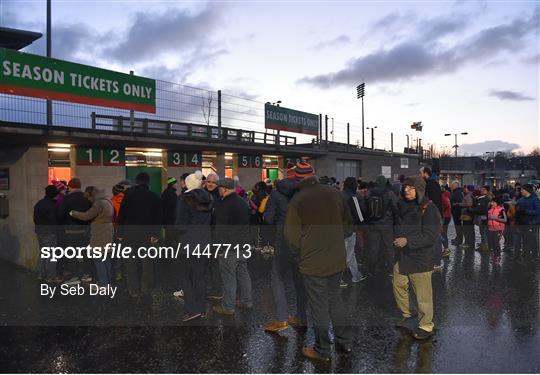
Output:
top-left (201, 92), bottom-right (214, 126)
top-left (529, 147), bottom-right (540, 156)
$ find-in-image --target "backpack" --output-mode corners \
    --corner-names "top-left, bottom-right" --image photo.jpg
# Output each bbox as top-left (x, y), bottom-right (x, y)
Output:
top-left (367, 192), bottom-right (385, 220)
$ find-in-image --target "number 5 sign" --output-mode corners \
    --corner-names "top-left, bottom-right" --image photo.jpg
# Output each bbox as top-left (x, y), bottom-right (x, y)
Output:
top-left (104, 148), bottom-right (125, 166)
top-left (238, 154), bottom-right (262, 168)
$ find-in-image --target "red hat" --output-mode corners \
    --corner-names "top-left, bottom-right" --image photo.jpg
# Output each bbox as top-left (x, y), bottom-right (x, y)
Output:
top-left (286, 161), bottom-right (296, 179)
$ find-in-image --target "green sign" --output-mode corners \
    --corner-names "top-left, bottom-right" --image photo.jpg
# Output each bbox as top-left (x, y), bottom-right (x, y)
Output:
top-left (0, 48), bottom-right (156, 113)
top-left (76, 147), bottom-right (101, 166)
top-left (265, 103), bottom-right (318, 136)
top-left (238, 154), bottom-right (262, 168)
top-left (167, 151), bottom-right (202, 167)
top-left (103, 148), bottom-right (125, 166)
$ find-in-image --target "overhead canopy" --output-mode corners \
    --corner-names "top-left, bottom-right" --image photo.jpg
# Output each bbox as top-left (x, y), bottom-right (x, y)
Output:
top-left (0, 26), bottom-right (42, 50)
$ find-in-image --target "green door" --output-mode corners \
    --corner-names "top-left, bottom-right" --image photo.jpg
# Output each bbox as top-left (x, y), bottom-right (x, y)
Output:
top-left (267, 168), bottom-right (279, 182)
top-left (126, 166), bottom-right (162, 195)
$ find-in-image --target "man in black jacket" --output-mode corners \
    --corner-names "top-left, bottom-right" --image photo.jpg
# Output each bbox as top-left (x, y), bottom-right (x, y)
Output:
top-left (470, 185), bottom-right (491, 251)
top-left (213, 178), bottom-right (253, 315)
top-left (393, 176), bottom-right (441, 340)
top-left (34, 185), bottom-right (59, 282)
top-left (450, 181), bottom-right (464, 246)
top-left (161, 177), bottom-right (178, 291)
top-left (117, 172), bottom-right (162, 297)
top-left (365, 175), bottom-right (399, 276)
top-left (57, 178), bottom-right (92, 284)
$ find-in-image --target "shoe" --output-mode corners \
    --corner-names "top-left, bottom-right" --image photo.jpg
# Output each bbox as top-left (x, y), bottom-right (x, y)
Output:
top-left (395, 316), bottom-right (417, 331)
top-left (412, 328), bottom-right (434, 340)
top-left (64, 277), bottom-right (81, 285)
top-left (173, 290), bottom-right (184, 298)
top-left (442, 248), bottom-right (451, 258)
top-left (207, 294), bottom-right (223, 300)
top-left (182, 313), bottom-right (202, 322)
top-left (264, 321), bottom-right (288, 332)
top-left (340, 280), bottom-right (349, 288)
top-left (352, 273), bottom-right (368, 282)
top-left (335, 343), bottom-right (352, 355)
top-left (81, 274), bottom-right (92, 283)
top-left (302, 347), bottom-right (330, 362)
top-left (236, 301), bottom-right (253, 309)
top-left (115, 272), bottom-right (123, 281)
top-left (213, 305), bottom-right (235, 315)
top-left (433, 264), bottom-right (442, 271)
top-left (287, 315), bottom-right (306, 327)
top-left (388, 273), bottom-right (394, 278)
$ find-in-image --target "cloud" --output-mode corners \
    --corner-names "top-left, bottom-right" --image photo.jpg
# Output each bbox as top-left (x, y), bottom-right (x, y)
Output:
top-left (313, 35), bottom-right (351, 49)
top-left (298, 10), bottom-right (537, 88)
top-left (460, 140), bottom-right (521, 155)
top-left (522, 53), bottom-right (540, 65)
top-left (104, 6), bottom-right (223, 64)
top-left (488, 90), bottom-right (534, 101)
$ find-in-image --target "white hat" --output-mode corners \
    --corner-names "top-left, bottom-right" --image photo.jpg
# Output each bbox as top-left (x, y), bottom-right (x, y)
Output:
top-left (184, 170), bottom-right (203, 192)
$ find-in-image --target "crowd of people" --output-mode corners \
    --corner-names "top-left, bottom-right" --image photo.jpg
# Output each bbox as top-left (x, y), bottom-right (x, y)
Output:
top-left (32, 161), bottom-right (540, 362)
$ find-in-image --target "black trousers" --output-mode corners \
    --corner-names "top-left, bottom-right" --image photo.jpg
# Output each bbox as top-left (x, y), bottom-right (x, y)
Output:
top-left (462, 220), bottom-right (475, 247)
top-left (442, 217), bottom-right (451, 248)
top-left (451, 210), bottom-right (463, 244)
top-left (302, 272), bottom-right (352, 356)
top-left (182, 257), bottom-right (207, 315)
top-left (124, 238), bottom-right (154, 296)
top-left (487, 230), bottom-right (502, 257)
top-left (366, 226), bottom-right (395, 274)
top-left (521, 225), bottom-right (539, 258)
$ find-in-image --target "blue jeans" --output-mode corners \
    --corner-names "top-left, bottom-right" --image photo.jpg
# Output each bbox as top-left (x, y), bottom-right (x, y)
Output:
top-left (37, 233), bottom-right (57, 279)
top-left (94, 259), bottom-right (112, 286)
top-left (219, 254), bottom-right (252, 311)
top-left (344, 233), bottom-right (361, 282)
top-left (270, 250), bottom-right (307, 322)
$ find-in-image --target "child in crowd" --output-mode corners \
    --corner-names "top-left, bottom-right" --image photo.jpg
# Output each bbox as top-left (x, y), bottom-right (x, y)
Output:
top-left (487, 198), bottom-right (507, 264)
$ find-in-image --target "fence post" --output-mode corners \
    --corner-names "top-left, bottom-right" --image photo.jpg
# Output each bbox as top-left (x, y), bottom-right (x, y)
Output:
top-left (217, 90), bottom-right (222, 139)
top-left (168, 121), bottom-right (172, 136)
top-left (91, 112), bottom-right (96, 130)
top-left (325, 115), bottom-right (328, 145)
top-left (391, 132), bottom-right (394, 153)
top-left (347, 122), bottom-right (350, 145)
top-left (143, 118), bottom-right (148, 134)
top-left (319, 114), bottom-right (322, 144)
top-left (129, 71), bottom-right (135, 131)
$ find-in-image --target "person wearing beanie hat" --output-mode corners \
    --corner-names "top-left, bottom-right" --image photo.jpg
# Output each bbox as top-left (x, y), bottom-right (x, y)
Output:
top-left (179, 172), bottom-right (190, 193)
top-left (34, 185), bottom-right (60, 281)
top-left (516, 183), bottom-right (540, 262)
top-left (294, 161), bottom-right (315, 179)
top-left (393, 176), bottom-right (441, 340)
top-left (284, 168), bottom-right (353, 361)
top-left (175, 171), bottom-right (213, 321)
top-left (53, 180), bottom-right (67, 207)
top-left (56, 176), bottom-right (92, 285)
top-left (117, 170), bottom-right (161, 297)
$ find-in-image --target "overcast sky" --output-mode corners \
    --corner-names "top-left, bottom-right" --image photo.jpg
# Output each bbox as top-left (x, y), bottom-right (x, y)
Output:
top-left (2, 0), bottom-right (539, 154)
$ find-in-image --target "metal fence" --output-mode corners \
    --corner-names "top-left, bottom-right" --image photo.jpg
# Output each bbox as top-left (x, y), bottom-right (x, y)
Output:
top-left (0, 78), bottom-right (422, 153)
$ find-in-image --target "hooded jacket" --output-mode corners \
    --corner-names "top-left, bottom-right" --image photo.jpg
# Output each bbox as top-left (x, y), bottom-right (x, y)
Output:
top-left (450, 187), bottom-right (464, 217)
top-left (214, 192), bottom-right (250, 246)
top-left (70, 188), bottom-right (114, 248)
top-left (264, 178), bottom-right (297, 227)
top-left (395, 176), bottom-right (441, 275)
top-left (366, 176), bottom-right (398, 226)
top-left (424, 177), bottom-right (443, 217)
top-left (175, 189), bottom-right (213, 246)
top-left (516, 193), bottom-right (540, 225)
top-left (56, 189), bottom-right (92, 228)
top-left (284, 176), bottom-right (352, 277)
top-left (34, 196), bottom-right (58, 234)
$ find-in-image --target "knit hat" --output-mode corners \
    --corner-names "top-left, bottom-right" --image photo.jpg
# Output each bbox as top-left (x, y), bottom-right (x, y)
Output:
top-left (54, 180), bottom-right (66, 192)
top-left (45, 185), bottom-right (58, 198)
top-left (286, 161), bottom-right (296, 179)
top-left (185, 171), bottom-right (203, 192)
top-left (294, 161), bottom-right (314, 179)
top-left (67, 178), bottom-right (81, 189)
top-left (402, 176), bottom-right (426, 203)
top-left (167, 177), bottom-right (178, 186)
top-left (522, 184), bottom-right (534, 194)
top-left (343, 177), bottom-right (358, 192)
top-left (112, 183), bottom-right (126, 196)
top-left (217, 178), bottom-right (236, 190)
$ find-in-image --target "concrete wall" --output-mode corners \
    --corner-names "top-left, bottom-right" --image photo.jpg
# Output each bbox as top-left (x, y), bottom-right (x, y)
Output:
top-left (312, 151), bottom-right (420, 182)
top-left (0, 146), bottom-right (48, 270)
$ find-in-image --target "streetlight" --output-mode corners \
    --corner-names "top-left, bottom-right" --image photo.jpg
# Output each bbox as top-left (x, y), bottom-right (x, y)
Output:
top-left (367, 126), bottom-right (377, 149)
top-left (444, 132), bottom-right (468, 157)
top-left (356, 82), bottom-right (365, 148)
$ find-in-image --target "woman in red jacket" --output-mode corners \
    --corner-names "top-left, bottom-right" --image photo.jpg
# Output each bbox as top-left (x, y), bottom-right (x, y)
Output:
top-left (487, 199), bottom-right (507, 264)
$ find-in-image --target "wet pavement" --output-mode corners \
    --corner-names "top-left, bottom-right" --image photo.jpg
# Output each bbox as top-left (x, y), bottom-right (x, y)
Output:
top-left (1, 230), bottom-right (539, 373)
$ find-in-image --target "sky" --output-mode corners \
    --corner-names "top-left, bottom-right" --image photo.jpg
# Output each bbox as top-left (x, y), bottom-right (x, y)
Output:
top-left (1, 0), bottom-right (539, 155)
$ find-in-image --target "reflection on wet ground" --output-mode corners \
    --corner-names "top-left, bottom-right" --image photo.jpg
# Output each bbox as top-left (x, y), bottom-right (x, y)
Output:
top-left (1, 232), bottom-right (539, 373)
